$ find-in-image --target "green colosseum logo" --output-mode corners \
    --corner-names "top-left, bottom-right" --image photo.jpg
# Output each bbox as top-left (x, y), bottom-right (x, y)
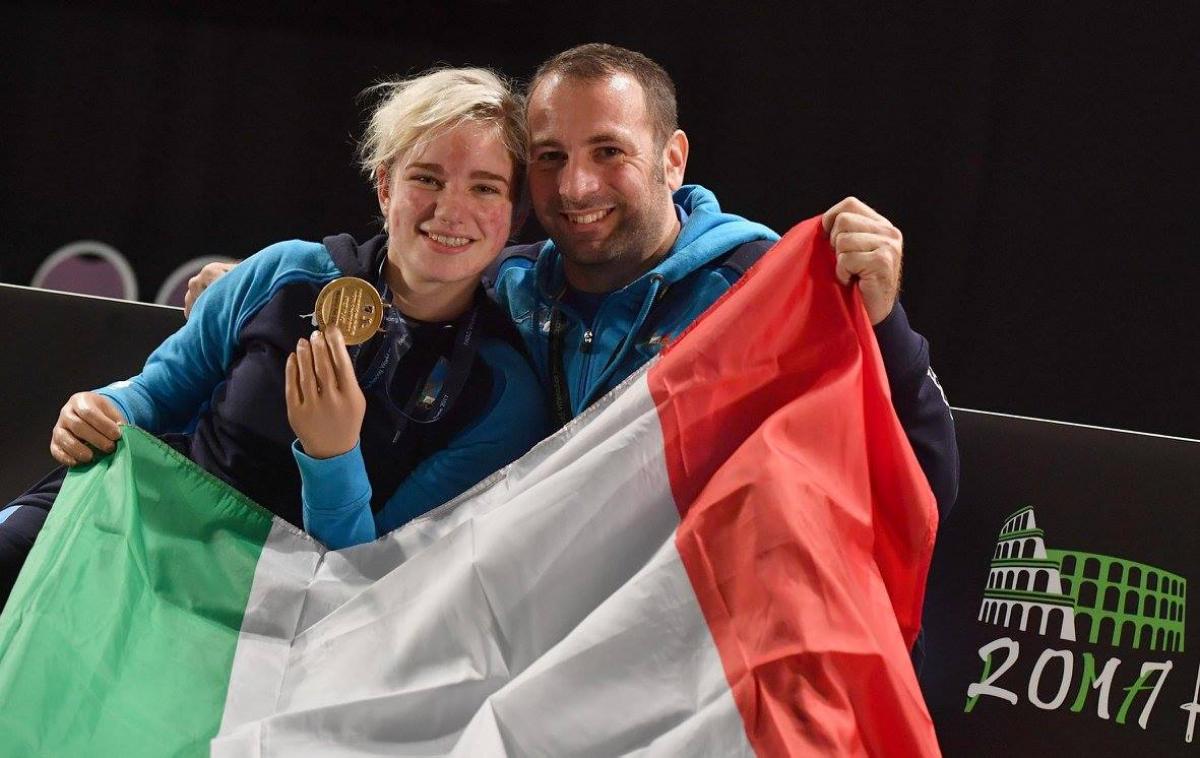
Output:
top-left (979, 506), bottom-right (1186, 652)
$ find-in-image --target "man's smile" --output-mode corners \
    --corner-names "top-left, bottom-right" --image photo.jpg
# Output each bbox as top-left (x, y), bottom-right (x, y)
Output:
top-left (563, 207), bottom-right (615, 226)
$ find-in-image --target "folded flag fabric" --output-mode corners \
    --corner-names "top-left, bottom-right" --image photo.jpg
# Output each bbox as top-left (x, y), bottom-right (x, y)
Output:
top-left (0, 216), bottom-right (939, 757)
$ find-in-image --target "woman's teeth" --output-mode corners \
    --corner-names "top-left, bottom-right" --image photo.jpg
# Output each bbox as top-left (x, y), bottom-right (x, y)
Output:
top-left (427, 232), bottom-right (471, 247)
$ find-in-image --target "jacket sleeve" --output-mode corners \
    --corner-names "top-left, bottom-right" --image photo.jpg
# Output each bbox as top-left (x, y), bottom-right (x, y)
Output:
top-left (94, 240), bottom-right (332, 433)
top-left (298, 338), bottom-right (549, 550)
top-left (872, 302), bottom-right (960, 519)
top-left (293, 441), bottom-right (377, 549)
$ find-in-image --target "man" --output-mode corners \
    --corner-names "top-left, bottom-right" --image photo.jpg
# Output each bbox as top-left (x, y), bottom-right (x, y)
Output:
top-left (187, 43), bottom-right (958, 514)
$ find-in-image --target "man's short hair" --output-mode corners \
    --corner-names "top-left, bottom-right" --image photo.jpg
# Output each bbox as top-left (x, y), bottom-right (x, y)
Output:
top-left (529, 43), bottom-right (679, 147)
top-left (358, 67), bottom-right (527, 222)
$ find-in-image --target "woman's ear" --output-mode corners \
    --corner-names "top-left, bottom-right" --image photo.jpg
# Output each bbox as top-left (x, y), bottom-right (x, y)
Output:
top-left (375, 164), bottom-right (391, 213)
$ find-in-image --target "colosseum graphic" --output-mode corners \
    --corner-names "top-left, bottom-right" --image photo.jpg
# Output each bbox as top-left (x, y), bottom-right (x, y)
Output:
top-left (979, 506), bottom-right (1186, 652)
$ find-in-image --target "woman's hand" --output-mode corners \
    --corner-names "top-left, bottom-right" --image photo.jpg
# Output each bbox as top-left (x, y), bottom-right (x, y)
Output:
top-left (285, 327), bottom-right (366, 459)
top-left (50, 392), bottom-right (126, 466)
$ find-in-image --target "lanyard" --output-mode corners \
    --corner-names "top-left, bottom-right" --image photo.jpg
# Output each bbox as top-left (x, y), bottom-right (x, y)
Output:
top-left (351, 266), bottom-right (483, 438)
top-left (547, 305), bottom-right (573, 430)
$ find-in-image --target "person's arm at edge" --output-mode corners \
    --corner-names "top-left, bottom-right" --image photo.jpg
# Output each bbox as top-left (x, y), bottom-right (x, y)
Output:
top-left (873, 302), bottom-right (959, 518)
top-left (95, 241), bottom-right (327, 432)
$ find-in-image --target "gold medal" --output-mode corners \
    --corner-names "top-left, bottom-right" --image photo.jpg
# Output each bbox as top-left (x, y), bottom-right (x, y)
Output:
top-left (313, 277), bottom-right (384, 345)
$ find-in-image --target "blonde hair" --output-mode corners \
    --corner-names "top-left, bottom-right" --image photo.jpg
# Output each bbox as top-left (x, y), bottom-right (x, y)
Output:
top-left (358, 67), bottom-right (526, 229)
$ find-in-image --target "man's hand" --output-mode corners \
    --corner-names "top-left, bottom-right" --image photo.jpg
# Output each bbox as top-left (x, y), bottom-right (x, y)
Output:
top-left (183, 261), bottom-right (238, 318)
top-left (285, 327), bottom-right (366, 460)
top-left (821, 197), bottom-right (903, 325)
top-left (50, 392), bottom-right (125, 467)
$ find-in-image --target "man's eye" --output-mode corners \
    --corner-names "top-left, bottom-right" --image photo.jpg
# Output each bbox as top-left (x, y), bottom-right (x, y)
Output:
top-left (474, 184), bottom-right (501, 195)
top-left (410, 175), bottom-right (440, 186)
top-left (535, 151), bottom-right (565, 162)
top-left (597, 146), bottom-right (623, 159)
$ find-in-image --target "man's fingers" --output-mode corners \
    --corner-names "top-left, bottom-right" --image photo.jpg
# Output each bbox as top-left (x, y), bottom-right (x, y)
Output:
top-left (835, 250), bottom-right (890, 286)
top-left (834, 254), bottom-right (856, 286)
top-left (93, 394), bottom-right (126, 426)
top-left (822, 197), bottom-right (853, 232)
top-left (183, 276), bottom-right (202, 318)
top-left (50, 441), bottom-right (77, 468)
top-left (183, 261), bottom-right (237, 319)
top-left (829, 213), bottom-right (899, 243)
top-left (285, 352), bottom-right (302, 408)
top-left (831, 231), bottom-right (894, 255)
top-left (63, 411), bottom-right (116, 452)
top-left (822, 196), bottom-right (887, 230)
top-left (76, 400), bottom-right (123, 442)
top-left (836, 249), bottom-right (892, 278)
top-left (52, 426), bottom-right (93, 465)
top-left (325, 327), bottom-right (356, 390)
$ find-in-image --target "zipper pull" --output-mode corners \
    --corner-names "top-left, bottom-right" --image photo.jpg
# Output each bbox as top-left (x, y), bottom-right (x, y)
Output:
top-left (581, 329), bottom-right (594, 353)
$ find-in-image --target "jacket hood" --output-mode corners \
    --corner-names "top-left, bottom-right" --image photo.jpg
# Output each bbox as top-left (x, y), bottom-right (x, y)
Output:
top-left (532, 184), bottom-right (778, 297)
top-left (323, 233), bottom-right (389, 280)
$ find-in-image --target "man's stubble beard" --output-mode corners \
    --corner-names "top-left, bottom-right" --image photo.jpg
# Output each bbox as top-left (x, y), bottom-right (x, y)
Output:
top-left (552, 163), bottom-right (674, 279)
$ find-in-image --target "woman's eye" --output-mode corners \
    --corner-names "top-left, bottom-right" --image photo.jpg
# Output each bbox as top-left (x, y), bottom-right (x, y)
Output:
top-left (410, 175), bottom-right (440, 186)
top-left (474, 184), bottom-right (501, 195)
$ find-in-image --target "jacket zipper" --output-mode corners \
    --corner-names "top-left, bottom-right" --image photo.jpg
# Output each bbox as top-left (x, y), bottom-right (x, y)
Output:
top-left (577, 298), bottom-right (609, 409)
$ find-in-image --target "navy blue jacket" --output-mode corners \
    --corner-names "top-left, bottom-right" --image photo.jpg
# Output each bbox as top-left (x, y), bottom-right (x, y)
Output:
top-left (98, 235), bottom-right (547, 547)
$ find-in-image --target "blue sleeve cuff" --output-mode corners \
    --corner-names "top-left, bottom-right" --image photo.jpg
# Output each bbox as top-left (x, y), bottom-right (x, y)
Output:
top-left (291, 439), bottom-right (371, 514)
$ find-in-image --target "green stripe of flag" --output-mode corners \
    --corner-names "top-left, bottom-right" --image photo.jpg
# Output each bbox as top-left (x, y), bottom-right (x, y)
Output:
top-left (0, 427), bottom-right (275, 756)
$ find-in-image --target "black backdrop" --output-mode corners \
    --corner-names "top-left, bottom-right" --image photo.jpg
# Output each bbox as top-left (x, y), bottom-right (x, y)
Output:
top-left (2, 1), bottom-right (1198, 438)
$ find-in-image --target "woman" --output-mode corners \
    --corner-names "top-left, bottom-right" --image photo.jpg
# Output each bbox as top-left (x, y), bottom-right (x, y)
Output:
top-left (0, 67), bottom-right (547, 591)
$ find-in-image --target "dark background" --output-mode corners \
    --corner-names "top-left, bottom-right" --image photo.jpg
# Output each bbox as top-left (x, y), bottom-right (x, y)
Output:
top-left (2, 1), bottom-right (1198, 437)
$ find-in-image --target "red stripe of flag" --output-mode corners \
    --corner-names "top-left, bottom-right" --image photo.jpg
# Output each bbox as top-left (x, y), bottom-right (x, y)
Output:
top-left (649, 217), bottom-right (940, 756)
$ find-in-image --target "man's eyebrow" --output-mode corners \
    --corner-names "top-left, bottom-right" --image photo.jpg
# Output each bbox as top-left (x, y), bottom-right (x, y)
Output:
top-left (530, 132), bottom-right (633, 151)
top-left (586, 132), bottom-right (631, 145)
top-left (408, 162), bottom-right (444, 173)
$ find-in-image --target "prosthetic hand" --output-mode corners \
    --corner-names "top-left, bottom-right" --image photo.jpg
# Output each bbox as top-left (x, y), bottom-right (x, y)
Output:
top-left (285, 327), bottom-right (366, 459)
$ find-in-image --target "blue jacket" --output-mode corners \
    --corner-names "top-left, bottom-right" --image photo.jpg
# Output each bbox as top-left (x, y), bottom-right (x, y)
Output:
top-left (98, 235), bottom-right (547, 549)
top-left (493, 185), bottom-right (778, 413)
top-left (492, 185), bottom-right (958, 515)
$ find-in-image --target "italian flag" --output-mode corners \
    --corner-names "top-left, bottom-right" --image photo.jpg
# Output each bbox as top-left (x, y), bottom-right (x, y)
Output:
top-left (0, 217), bottom-right (939, 756)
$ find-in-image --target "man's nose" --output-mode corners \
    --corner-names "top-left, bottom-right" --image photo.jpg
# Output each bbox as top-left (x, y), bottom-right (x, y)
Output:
top-left (559, 159), bottom-right (600, 203)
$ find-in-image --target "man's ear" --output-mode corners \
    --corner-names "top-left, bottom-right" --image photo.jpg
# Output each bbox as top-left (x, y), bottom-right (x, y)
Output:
top-left (662, 129), bottom-right (689, 191)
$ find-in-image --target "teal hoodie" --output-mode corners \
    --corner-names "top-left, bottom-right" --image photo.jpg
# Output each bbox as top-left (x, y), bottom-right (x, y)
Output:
top-left (493, 185), bottom-right (778, 419)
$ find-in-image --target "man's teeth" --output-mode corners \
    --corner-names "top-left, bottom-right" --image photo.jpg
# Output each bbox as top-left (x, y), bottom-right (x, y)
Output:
top-left (567, 209), bottom-right (611, 224)
top-left (427, 232), bottom-right (471, 247)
